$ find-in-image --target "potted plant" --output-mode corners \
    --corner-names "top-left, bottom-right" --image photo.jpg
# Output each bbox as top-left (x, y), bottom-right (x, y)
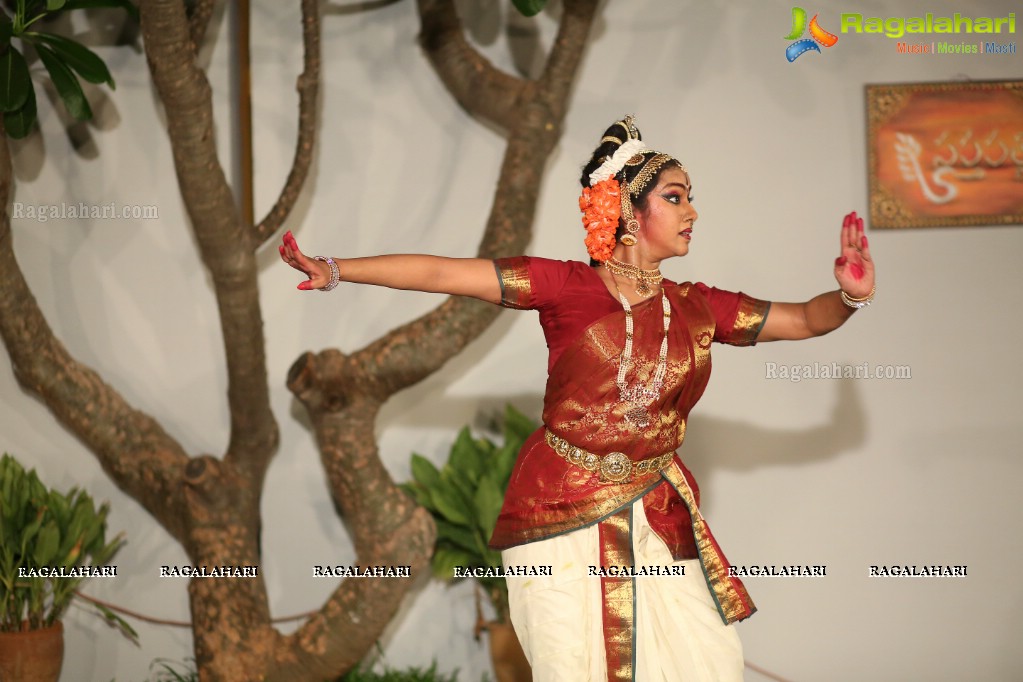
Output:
top-left (0, 452), bottom-right (130, 682)
top-left (403, 405), bottom-right (536, 682)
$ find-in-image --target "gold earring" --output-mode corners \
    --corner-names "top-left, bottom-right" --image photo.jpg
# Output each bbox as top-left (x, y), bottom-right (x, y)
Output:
top-left (620, 186), bottom-right (641, 248)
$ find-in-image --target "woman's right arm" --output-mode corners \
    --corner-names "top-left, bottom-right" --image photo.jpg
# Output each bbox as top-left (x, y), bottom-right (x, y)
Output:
top-left (279, 230), bottom-right (503, 304)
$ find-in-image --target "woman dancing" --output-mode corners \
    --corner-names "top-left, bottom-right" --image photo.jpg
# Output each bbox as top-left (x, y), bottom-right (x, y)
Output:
top-left (279, 115), bottom-right (875, 681)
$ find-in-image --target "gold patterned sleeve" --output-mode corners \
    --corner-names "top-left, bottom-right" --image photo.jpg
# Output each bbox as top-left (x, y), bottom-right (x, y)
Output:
top-left (694, 283), bottom-right (771, 347)
top-left (726, 294), bottom-right (772, 346)
top-left (493, 256), bottom-right (533, 310)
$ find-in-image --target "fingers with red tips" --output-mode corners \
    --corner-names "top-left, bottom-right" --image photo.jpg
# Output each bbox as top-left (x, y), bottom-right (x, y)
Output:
top-left (835, 256), bottom-right (847, 266)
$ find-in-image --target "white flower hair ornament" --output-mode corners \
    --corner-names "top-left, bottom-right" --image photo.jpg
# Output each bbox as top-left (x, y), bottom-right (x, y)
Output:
top-left (588, 139), bottom-right (648, 185)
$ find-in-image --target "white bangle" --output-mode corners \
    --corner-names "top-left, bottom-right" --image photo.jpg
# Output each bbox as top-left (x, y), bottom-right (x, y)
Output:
top-left (840, 285), bottom-right (875, 309)
top-left (313, 256), bottom-right (340, 291)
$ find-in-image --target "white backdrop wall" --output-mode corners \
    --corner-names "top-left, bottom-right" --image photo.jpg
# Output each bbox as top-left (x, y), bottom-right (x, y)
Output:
top-left (2, 1), bottom-right (1021, 680)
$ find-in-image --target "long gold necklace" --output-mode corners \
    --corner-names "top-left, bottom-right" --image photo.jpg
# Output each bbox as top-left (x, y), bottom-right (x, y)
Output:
top-left (611, 277), bottom-right (670, 429)
top-left (605, 256), bottom-right (662, 297)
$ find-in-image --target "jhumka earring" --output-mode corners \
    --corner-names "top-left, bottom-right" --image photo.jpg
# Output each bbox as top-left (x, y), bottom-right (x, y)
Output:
top-left (620, 178), bottom-right (640, 247)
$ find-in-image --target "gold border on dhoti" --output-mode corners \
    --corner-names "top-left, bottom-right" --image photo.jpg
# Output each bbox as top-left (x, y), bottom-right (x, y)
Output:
top-left (598, 508), bottom-right (635, 681)
top-left (661, 462), bottom-right (756, 624)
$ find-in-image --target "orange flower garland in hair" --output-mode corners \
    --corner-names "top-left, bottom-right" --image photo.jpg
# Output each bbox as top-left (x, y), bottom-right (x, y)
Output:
top-left (579, 178), bottom-right (621, 262)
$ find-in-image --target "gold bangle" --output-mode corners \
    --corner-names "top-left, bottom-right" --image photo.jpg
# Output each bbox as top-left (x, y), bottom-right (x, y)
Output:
top-left (840, 285), bottom-right (875, 309)
top-left (843, 285), bottom-right (875, 302)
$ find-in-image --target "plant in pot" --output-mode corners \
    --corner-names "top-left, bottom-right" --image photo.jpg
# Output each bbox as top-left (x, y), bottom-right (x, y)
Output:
top-left (0, 452), bottom-right (132, 682)
top-left (403, 405), bottom-right (536, 682)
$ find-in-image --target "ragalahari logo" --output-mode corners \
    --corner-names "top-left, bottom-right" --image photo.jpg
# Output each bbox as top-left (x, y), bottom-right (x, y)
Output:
top-left (784, 7), bottom-right (839, 61)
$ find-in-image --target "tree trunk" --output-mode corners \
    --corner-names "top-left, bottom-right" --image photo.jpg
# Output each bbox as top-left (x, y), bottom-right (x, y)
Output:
top-left (0, 1), bottom-right (599, 679)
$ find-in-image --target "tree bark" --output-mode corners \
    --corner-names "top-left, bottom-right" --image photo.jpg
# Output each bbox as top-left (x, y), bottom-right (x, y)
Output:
top-left (253, 0), bottom-right (321, 246)
top-left (276, 0), bottom-right (599, 677)
top-left (0, 0), bottom-right (599, 679)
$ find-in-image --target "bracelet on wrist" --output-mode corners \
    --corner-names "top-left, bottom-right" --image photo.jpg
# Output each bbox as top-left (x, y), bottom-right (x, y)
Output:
top-left (840, 284), bottom-right (875, 309)
top-left (313, 256), bottom-right (341, 291)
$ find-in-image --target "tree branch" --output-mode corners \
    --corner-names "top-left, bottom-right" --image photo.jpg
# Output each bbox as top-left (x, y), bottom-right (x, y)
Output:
top-left (140, 0), bottom-right (278, 481)
top-left (188, 0), bottom-right (215, 52)
top-left (416, 0), bottom-right (526, 128)
top-left (0, 126), bottom-right (191, 542)
top-left (279, 2), bottom-right (599, 676)
top-left (252, 0), bottom-right (321, 245)
top-left (541, 0), bottom-right (599, 94)
top-left (350, 0), bottom-right (601, 395)
top-left (276, 366), bottom-right (435, 679)
top-left (348, 123), bottom-right (545, 398)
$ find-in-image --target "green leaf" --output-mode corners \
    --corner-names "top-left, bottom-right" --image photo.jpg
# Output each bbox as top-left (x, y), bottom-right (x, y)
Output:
top-left (91, 532), bottom-right (124, 566)
top-left (430, 546), bottom-right (474, 581)
top-left (440, 464), bottom-right (475, 509)
top-left (510, 0), bottom-right (547, 18)
top-left (410, 454), bottom-right (441, 490)
top-left (91, 601), bottom-right (139, 642)
top-left (21, 508), bottom-right (45, 548)
top-left (448, 427), bottom-right (484, 486)
top-left (61, 0), bottom-right (139, 23)
top-left (47, 0), bottom-right (67, 11)
top-left (33, 522), bottom-right (60, 566)
top-left (35, 42), bottom-right (91, 120)
top-left (494, 442), bottom-right (519, 491)
top-left (399, 482), bottom-right (438, 513)
top-left (434, 519), bottom-right (481, 556)
top-left (15, 0), bottom-right (27, 29)
top-left (0, 14), bottom-right (13, 47)
top-left (503, 404), bottom-right (537, 447)
top-left (473, 473), bottom-right (504, 538)
top-left (428, 484), bottom-right (472, 527)
top-left (31, 33), bottom-right (114, 88)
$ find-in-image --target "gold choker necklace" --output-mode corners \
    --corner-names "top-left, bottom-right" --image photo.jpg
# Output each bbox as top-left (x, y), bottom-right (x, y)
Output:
top-left (605, 257), bottom-right (662, 297)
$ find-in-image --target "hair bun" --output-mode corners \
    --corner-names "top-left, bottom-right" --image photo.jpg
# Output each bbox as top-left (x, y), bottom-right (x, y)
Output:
top-left (579, 115), bottom-right (644, 188)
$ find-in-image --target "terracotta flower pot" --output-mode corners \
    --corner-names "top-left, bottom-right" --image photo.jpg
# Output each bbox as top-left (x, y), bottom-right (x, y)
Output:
top-left (487, 620), bottom-right (531, 682)
top-left (0, 621), bottom-right (65, 682)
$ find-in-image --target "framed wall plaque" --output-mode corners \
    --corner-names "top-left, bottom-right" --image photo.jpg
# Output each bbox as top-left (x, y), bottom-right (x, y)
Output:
top-left (866, 79), bottom-right (1023, 228)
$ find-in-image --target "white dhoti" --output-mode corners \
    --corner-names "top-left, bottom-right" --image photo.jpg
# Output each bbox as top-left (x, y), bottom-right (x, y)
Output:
top-left (501, 499), bottom-right (744, 682)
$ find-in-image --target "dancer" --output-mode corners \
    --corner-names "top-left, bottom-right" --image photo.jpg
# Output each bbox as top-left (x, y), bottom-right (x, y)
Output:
top-left (279, 116), bottom-right (875, 681)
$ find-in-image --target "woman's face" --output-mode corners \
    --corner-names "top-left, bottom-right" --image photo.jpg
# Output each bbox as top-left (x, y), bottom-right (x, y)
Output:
top-left (634, 165), bottom-right (697, 262)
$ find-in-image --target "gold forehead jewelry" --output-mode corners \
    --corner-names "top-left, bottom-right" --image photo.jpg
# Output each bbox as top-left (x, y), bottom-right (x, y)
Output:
top-left (629, 153), bottom-right (676, 196)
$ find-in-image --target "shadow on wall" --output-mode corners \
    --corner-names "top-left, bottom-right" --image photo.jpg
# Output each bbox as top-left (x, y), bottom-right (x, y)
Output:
top-left (683, 377), bottom-right (865, 473)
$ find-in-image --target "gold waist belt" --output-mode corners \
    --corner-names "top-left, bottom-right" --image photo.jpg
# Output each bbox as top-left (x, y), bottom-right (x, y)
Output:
top-left (544, 429), bottom-right (675, 484)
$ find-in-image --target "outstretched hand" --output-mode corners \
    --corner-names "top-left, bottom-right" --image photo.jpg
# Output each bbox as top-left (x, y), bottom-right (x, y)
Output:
top-left (279, 230), bottom-right (329, 291)
top-left (834, 211), bottom-right (875, 298)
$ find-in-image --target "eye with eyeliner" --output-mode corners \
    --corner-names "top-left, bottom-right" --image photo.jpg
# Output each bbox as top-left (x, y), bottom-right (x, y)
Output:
top-left (660, 192), bottom-right (694, 205)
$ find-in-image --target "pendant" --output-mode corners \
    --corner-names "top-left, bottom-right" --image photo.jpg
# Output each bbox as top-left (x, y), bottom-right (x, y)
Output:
top-left (624, 404), bottom-right (651, 428)
top-left (635, 280), bottom-right (652, 297)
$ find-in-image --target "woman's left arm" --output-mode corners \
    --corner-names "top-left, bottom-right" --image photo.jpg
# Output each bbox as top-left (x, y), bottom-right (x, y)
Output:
top-left (757, 211), bottom-right (875, 342)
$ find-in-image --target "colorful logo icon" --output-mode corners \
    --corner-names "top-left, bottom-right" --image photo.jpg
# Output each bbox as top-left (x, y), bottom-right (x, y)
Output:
top-left (784, 7), bottom-right (839, 61)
